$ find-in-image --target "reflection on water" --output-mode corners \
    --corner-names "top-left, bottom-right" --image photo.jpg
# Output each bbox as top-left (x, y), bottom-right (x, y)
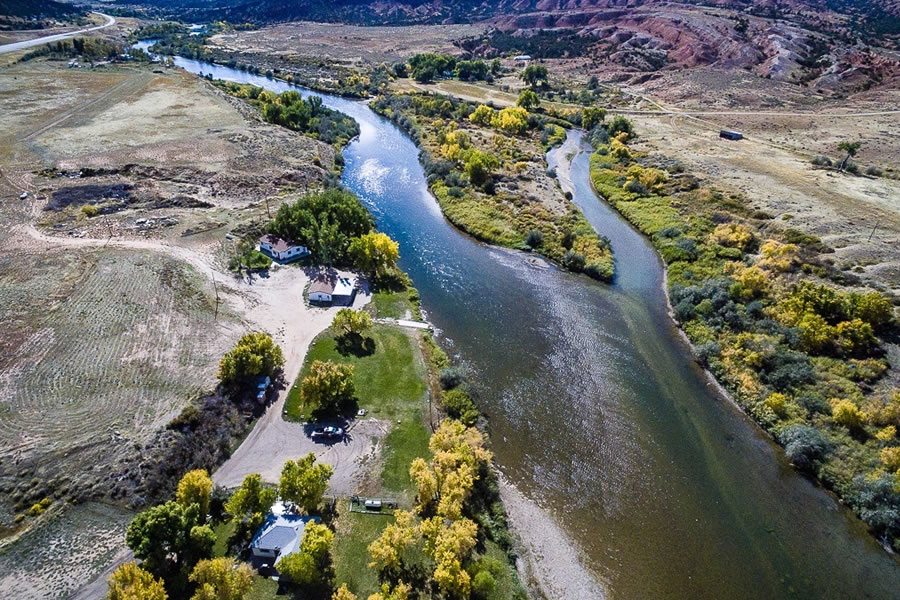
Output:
top-left (147, 45), bottom-right (900, 597)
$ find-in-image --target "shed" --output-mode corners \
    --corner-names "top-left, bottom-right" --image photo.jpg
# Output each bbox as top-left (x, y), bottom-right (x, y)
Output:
top-left (259, 234), bottom-right (309, 262)
top-left (308, 276), bottom-right (357, 305)
top-left (719, 129), bottom-right (743, 141)
top-left (514, 55), bottom-right (532, 62)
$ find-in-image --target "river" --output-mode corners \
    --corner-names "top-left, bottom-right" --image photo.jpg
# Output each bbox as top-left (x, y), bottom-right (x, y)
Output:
top-left (142, 44), bottom-right (900, 598)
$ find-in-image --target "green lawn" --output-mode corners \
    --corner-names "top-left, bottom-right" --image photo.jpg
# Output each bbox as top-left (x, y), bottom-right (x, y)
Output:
top-left (284, 325), bottom-right (426, 422)
top-left (244, 575), bottom-right (280, 600)
top-left (371, 288), bottom-right (413, 319)
top-left (332, 508), bottom-right (395, 598)
top-left (381, 418), bottom-right (431, 493)
top-left (212, 519), bottom-right (237, 557)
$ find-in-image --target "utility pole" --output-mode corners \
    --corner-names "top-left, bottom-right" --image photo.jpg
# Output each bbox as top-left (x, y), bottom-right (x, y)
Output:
top-left (212, 276), bottom-right (221, 320)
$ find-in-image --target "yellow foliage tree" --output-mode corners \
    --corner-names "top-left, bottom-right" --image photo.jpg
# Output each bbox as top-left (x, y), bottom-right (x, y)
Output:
top-left (367, 582), bottom-right (411, 600)
top-left (421, 517), bottom-right (478, 598)
top-left (733, 265), bottom-right (771, 300)
top-left (189, 558), bottom-right (253, 600)
top-left (469, 104), bottom-right (494, 126)
top-left (218, 332), bottom-right (285, 384)
top-left (176, 470), bottom-right (213, 517)
top-left (349, 232), bottom-right (401, 280)
top-left (490, 107), bottom-right (529, 134)
top-left (367, 510), bottom-right (420, 571)
top-left (758, 240), bottom-right (798, 272)
top-left (333, 584), bottom-right (357, 600)
top-left (106, 562), bottom-right (167, 600)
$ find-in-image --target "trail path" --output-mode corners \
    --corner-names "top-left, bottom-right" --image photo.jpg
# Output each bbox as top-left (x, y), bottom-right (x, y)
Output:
top-left (0, 13), bottom-right (116, 55)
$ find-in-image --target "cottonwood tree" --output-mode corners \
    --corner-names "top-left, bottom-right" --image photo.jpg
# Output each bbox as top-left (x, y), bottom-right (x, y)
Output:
top-left (301, 360), bottom-right (355, 413)
top-left (279, 453), bottom-right (333, 513)
top-left (420, 516), bottom-right (479, 598)
top-left (106, 562), bottom-right (167, 600)
top-left (368, 582), bottom-right (412, 600)
top-left (520, 64), bottom-right (549, 88)
top-left (176, 470), bottom-right (213, 517)
top-left (349, 232), bottom-right (400, 281)
top-left (189, 558), bottom-right (253, 600)
top-left (516, 89), bottom-right (540, 110)
top-left (367, 510), bottom-right (420, 572)
top-left (409, 420), bottom-right (492, 519)
top-left (332, 584), bottom-right (357, 600)
top-left (838, 141), bottom-right (862, 172)
top-left (224, 473), bottom-right (277, 528)
top-left (332, 308), bottom-right (372, 338)
top-left (217, 333), bottom-right (285, 385)
top-left (582, 107), bottom-right (606, 130)
top-left (125, 502), bottom-right (215, 587)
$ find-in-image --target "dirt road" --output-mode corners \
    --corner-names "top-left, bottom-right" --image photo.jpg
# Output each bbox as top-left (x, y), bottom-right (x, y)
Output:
top-left (0, 13), bottom-right (116, 55)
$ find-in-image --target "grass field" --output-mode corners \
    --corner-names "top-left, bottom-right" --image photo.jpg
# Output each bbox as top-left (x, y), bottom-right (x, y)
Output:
top-left (284, 325), bottom-right (427, 422)
top-left (332, 508), bottom-right (395, 598)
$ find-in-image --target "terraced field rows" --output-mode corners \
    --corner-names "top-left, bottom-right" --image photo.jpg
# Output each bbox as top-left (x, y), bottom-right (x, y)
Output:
top-left (0, 247), bottom-right (238, 498)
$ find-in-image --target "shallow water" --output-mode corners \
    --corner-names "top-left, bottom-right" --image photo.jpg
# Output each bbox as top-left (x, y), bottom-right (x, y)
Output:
top-left (146, 46), bottom-right (900, 597)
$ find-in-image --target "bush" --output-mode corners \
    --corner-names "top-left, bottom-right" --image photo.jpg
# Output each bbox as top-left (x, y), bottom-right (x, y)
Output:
top-left (525, 230), bottom-right (543, 248)
top-left (778, 425), bottom-right (829, 472)
top-left (443, 389), bottom-right (479, 425)
top-left (80, 204), bottom-right (99, 217)
top-left (812, 155), bottom-right (832, 167)
top-left (563, 250), bottom-right (585, 272)
top-left (849, 473), bottom-right (900, 542)
top-left (439, 366), bottom-right (465, 390)
top-left (866, 165), bottom-right (883, 177)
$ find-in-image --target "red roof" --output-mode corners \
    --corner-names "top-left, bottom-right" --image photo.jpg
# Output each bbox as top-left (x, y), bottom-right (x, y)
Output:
top-left (260, 234), bottom-right (298, 253)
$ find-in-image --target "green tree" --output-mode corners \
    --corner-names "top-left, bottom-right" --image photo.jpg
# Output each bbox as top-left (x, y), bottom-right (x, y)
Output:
top-left (279, 453), bottom-right (334, 513)
top-left (582, 106), bottom-right (606, 130)
top-left (516, 89), bottom-right (540, 110)
top-left (270, 189), bottom-right (373, 264)
top-left (189, 558), bottom-right (253, 600)
top-left (837, 141), bottom-right (862, 172)
top-left (463, 150), bottom-right (500, 187)
top-left (607, 115), bottom-right (634, 139)
top-left (125, 502), bottom-right (214, 585)
top-left (176, 470), bottom-right (213, 518)
top-left (348, 232), bottom-right (400, 280)
top-left (218, 333), bottom-right (285, 385)
top-left (224, 473), bottom-right (277, 526)
top-left (106, 562), bottom-right (168, 600)
top-left (300, 360), bottom-right (355, 413)
top-left (332, 308), bottom-right (372, 337)
top-left (520, 64), bottom-right (549, 88)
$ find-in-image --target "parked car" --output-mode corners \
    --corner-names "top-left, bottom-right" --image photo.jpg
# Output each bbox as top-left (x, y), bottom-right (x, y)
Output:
top-left (313, 426), bottom-right (344, 440)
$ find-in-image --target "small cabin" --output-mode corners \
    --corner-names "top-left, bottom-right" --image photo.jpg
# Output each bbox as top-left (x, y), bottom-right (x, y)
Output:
top-left (308, 276), bottom-right (357, 305)
top-left (719, 129), bottom-right (743, 141)
top-left (259, 234), bottom-right (309, 262)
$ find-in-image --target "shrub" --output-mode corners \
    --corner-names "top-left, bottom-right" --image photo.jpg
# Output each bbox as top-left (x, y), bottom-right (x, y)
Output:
top-left (80, 204), bottom-right (99, 217)
top-left (439, 366), bottom-right (465, 390)
top-left (849, 474), bottom-right (900, 541)
top-left (472, 570), bottom-right (497, 598)
top-left (563, 250), bottom-right (585, 272)
top-left (866, 165), bottom-right (883, 177)
top-left (443, 389), bottom-right (479, 425)
top-left (710, 222), bottom-right (756, 252)
top-left (811, 155), bottom-right (832, 167)
top-left (876, 426), bottom-right (897, 442)
top-left (778, 425), bottom-right (829, 472)
top-left (525, 230), bottom-right (543, 248)
top-left (831, 399), bottom-right (866, 430)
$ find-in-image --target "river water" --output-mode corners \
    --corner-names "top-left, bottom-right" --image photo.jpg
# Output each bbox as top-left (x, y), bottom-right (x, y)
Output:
top-left (144, 45), bottom-right (900, 598)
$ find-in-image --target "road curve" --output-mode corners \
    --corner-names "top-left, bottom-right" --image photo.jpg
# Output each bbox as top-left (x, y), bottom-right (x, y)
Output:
top-left (0, 12), bottom-right (116, 55)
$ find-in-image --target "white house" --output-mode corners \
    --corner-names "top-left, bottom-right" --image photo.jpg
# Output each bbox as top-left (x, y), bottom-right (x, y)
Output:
top-left (249, 502), bottom-right (320, 564)
top-left (259, 234), bottom-right (309, 262)
top-left (308, 275), bottom-right (357, 305)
